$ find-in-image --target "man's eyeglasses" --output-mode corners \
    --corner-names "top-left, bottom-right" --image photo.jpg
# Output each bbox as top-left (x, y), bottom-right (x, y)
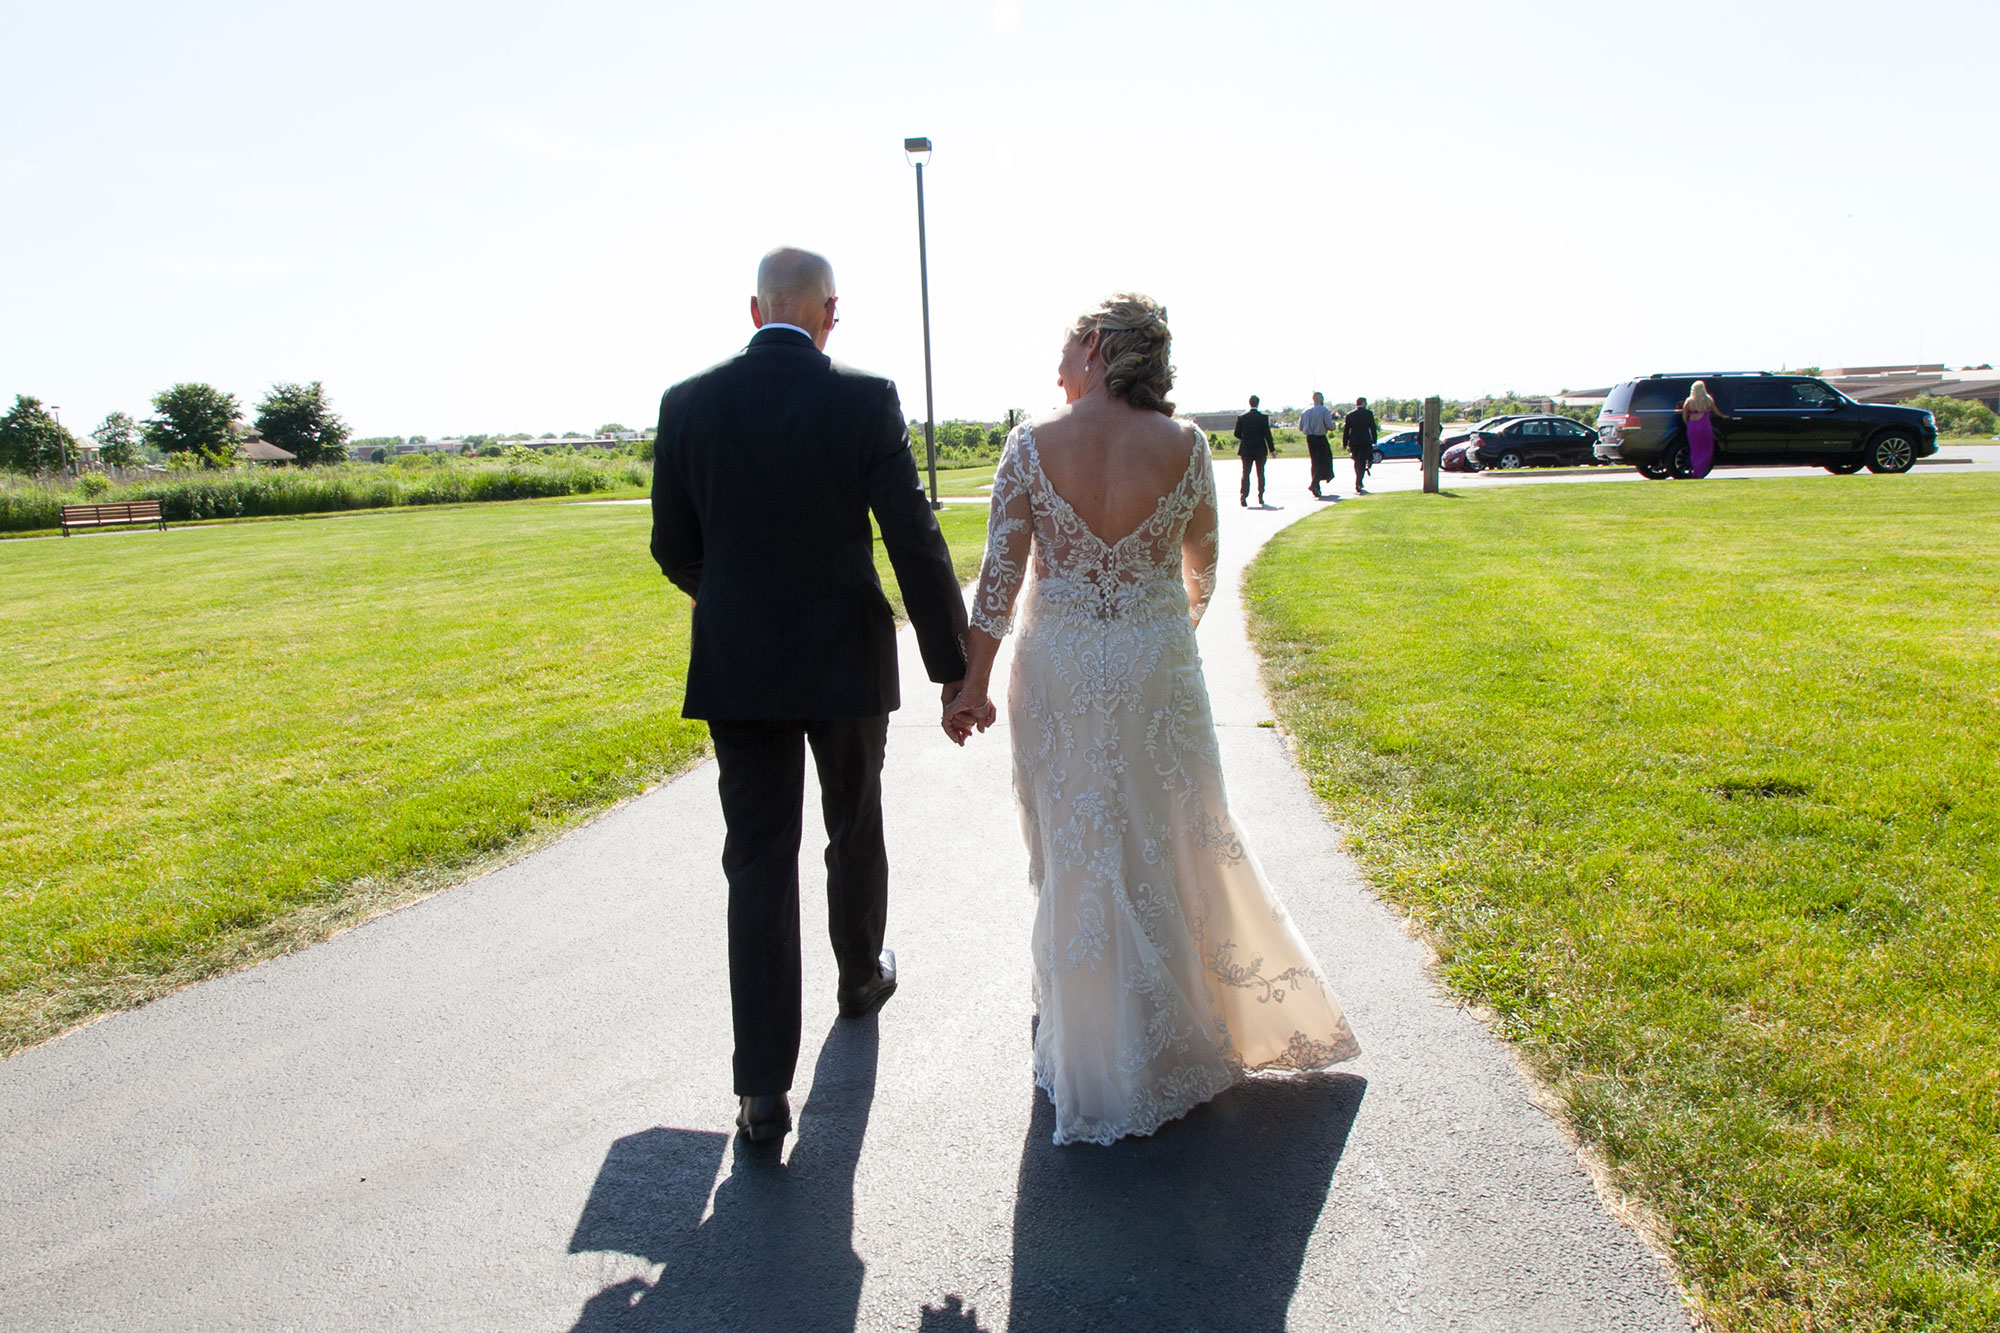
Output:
top-left (824, 296), bottom-right (840, 328)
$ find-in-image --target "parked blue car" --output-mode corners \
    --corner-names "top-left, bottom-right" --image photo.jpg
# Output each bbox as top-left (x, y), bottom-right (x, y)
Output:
top-left (1374, 430), bottom-right (1422, 462)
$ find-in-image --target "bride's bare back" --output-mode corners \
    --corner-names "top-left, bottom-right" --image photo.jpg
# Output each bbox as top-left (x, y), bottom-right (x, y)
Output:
top-left (1027, 395), bottom-right (1207, 544)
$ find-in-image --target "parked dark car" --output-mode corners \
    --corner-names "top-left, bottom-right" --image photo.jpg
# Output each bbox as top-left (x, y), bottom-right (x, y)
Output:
top-left (1375, 429), bottom-right (1422, 462)
top-left (1440, 440), bottom-right (1481, 472)
top-left (1595, 373), bottom-right (1938, 478)
top-left (1465, 415), bottom-right (1601, 469)
top-left (1442, 415), bottom-right (1524, 449)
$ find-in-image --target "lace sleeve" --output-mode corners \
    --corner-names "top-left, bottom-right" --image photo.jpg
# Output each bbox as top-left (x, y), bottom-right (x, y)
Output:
top-left (1181, 430), bottom-right (1219, 628)
top-left (970, 427), bottom-right (1033, 639)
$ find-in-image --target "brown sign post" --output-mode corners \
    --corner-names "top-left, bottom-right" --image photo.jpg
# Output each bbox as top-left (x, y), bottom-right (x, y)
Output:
top-left (1421, 396), bottom-right (1443, 493)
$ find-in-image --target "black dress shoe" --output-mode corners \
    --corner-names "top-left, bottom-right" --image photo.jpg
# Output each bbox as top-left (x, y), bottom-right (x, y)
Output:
top-left (838, 948), bottom-right (897, 1019)
top-left (737, 1093), bottom-right (791, 1143)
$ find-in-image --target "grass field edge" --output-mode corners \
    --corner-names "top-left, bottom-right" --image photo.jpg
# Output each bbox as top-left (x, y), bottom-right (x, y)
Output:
top-left (2, 739), bottom-right (714, 1060)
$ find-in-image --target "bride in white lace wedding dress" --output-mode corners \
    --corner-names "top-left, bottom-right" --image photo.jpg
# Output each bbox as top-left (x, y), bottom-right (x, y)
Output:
top-left (944, 295), bottom-right (1359, 1146)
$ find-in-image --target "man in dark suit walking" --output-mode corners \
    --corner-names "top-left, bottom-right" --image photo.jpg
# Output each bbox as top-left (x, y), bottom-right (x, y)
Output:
top-left (651, 247), bottom-right (969, 1145)
top-left (1342, 395), bottom-right (1380, 496)
top-left (1233, 394), bottom-right (1277, 507)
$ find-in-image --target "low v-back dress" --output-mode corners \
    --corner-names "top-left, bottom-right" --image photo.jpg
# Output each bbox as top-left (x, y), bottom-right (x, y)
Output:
top-left (971, 422), bottom-right (1360, 1146)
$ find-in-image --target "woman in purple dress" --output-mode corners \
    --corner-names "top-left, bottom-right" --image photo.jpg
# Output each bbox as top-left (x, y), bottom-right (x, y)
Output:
top-left (1678, 380), bottom-right (1729, 478)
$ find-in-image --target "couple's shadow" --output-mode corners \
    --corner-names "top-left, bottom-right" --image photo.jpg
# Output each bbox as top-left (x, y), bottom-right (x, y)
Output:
top-left (1003, 1068), bottom-right (1365, 1331)
top-left (567, 1017), bottom-right (877, 1332)
top-left (567, 1019), bottom-right (1364, 1332)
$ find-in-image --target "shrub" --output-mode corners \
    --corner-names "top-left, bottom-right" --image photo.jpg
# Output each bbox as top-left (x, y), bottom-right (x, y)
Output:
top-left (0, 485), bottom-right (63, 532)
top-left (1903, 394), bottom-right (1999, 438)
top-left (76, 472), bottom-right (113, 498)
top-left (0, 458), bottom-right (651, 533)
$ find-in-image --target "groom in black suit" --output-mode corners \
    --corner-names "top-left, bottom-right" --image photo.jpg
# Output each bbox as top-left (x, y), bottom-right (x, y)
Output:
top-left (650, 247), bottom-right (970, 1144)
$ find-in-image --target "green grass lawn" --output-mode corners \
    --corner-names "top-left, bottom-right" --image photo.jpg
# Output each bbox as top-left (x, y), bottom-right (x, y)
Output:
top-left (1246, 474), bottom-right (2000, 1332)
top-left (930, 464), bottom-right (997, 498)
top-left (2, 497), bottom-right (989, 1054)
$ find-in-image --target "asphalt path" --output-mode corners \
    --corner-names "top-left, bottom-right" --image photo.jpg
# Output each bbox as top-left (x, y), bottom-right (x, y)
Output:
top-left (0, 461), bottom-right (1710, 1330)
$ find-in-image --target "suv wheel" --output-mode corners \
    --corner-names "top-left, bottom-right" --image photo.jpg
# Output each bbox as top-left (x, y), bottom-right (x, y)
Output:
top-left (1496, 449), bottom-right (1525, 470)
top-left (1824, 460), bottom-right (1864, 475)
top-left (1636, 458), bottom-right (1671, 480)
top-left (1865, 432), bottom-right (1917, 474)
top-left (1665, 442), bottom-right (1694, 479)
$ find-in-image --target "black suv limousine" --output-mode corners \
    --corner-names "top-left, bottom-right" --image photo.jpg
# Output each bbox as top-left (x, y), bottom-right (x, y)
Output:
top-left (1594, 373), bottom-right (1937, 478)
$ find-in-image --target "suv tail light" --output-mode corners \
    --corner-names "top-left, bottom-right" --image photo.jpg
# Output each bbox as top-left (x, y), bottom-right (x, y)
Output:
top-left (1598, 412), bottom-right (1633, 430)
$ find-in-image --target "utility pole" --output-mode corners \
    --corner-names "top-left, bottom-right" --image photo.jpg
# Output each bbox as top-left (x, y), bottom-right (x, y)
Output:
top-left (1421, 396), bottom-right (1442, 493)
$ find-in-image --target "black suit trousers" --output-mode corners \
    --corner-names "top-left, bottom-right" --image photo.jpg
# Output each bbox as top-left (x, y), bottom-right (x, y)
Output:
top-left (710, 714), bottom-right (890, 1096)
top-left (1239, 454), bottom-right (1267, 502)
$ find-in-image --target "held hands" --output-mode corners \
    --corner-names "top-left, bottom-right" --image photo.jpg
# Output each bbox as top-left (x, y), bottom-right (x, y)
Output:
top-left (941, 680), bottom-right (998, 747)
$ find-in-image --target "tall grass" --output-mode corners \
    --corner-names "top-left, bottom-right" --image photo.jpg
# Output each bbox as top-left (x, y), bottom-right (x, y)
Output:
top-left (0, 456), bottom-right (651, 533)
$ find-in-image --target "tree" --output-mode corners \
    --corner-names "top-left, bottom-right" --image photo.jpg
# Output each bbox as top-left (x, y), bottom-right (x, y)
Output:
top-left (0, 395), bottom-right (77, 474)
top-left (91, 411), bottom-right (143, 470)
top-left (254, 381), bottom-right (351, 466)
top-left (596, 422), bottom-right (631, 436)
top-left (146, 383), bottom-right (241, 466)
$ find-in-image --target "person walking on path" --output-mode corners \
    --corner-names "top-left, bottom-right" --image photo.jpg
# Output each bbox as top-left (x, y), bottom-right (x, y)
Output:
top-left (650, 245), bottom-right (970, 1146)
top-left (1298, 391), bottom-right (1340, 500)
top-left (1233, 394), bottom-right (1277, 507)
top-left (944, 294), bottom-right (1360, 1146)
top-left (1342, 396), bottom-right (1379, 496)
top-left (1678, 379), bottom-right (1728, 479)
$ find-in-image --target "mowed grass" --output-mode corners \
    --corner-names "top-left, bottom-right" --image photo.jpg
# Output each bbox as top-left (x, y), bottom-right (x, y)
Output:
top-left (3, 497), bottom-right (989, 1054)
top-left (1245, 475), bottom-right (2000, 1332)
top-left (932, 464), bottom-right (998, 498)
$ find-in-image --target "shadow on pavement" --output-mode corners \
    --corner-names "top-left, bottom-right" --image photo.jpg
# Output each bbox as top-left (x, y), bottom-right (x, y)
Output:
top-left (567, 1016), bottom-right (879, 1332)
top-left (1006, 1070), bottom-right (1366, 1331)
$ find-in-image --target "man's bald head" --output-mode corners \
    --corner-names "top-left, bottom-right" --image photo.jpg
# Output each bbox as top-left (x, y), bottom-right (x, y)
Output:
top-left (752, 247), bottom-right (837, 347)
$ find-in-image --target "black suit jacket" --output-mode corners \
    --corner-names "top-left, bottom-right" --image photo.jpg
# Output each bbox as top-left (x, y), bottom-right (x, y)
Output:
top-left (1341, 407), bottom-right (1379, 454)
top-left (650, 327), bottom-right (969, 721)
top-left (1232, 409), bottom-right (1275, 461)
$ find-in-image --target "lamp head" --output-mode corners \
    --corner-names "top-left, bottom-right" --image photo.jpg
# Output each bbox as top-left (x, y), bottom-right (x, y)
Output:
top-left (904, 136), bottom-right (932, 167)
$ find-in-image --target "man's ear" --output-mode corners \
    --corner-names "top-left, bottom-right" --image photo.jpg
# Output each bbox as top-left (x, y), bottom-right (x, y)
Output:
top-left (750, 296), bottom-right (766, 328)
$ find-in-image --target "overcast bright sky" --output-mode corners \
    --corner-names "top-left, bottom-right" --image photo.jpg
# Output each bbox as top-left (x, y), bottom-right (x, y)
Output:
top-left (5, 0), bottom-right (1996, 437)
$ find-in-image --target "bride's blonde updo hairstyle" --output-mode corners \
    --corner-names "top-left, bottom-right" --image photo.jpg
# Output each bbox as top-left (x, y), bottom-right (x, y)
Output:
top-left (1072, 293), bottom-right (1175, 416)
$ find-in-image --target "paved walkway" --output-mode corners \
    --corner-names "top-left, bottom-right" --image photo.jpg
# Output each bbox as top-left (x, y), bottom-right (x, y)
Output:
top-left (0, 456), bottom-right (1691, 1331)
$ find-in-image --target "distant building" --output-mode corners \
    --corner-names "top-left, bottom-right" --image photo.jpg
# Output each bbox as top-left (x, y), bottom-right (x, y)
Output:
top-left (1188, 409), bottom-right (1302, 432)
top-left (1821, 364), bottom-right (2000, 412)
top-left (234, 429), bottom-right (297, 465)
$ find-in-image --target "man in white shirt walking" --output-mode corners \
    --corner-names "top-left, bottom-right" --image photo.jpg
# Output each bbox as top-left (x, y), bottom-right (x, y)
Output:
top-left (1298, 391), bottom-right (1339, 501)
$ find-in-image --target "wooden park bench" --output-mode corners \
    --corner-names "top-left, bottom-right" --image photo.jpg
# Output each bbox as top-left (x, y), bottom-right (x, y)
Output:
top-left (59, 500), bottom-right (168, 537)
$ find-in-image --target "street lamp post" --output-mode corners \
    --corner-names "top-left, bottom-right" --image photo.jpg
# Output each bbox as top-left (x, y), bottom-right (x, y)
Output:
top-left (904, 136), bottom-right (940, 509)
top-left (51, 405), bottom-right (71, 478)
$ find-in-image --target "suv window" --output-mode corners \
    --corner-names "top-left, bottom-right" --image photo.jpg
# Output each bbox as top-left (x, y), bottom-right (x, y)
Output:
top-left (1792, 380), bottom-right (1840, 408)
top-left (1730, 379), bottom-right (1791, 410)
top-left (1632, 382), bottom-right (1681, 412)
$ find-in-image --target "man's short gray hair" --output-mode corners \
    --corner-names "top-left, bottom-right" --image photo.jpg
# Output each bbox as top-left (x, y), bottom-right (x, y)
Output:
top-left (756, 247), bottom-right (835, 320)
